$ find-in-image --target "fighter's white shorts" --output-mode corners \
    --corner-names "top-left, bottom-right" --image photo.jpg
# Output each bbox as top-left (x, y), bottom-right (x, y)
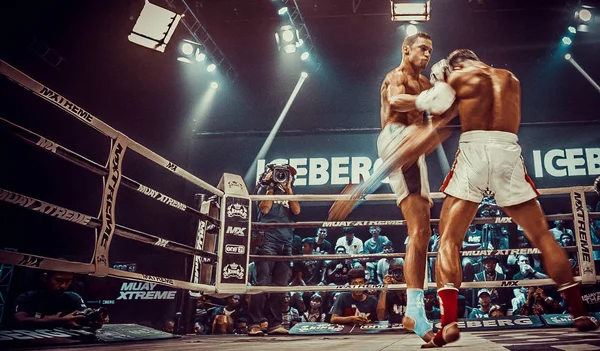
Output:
top-left (377, 123), bottom-right (431, 206)
top-left (440, 130), bottom-right (539, 207)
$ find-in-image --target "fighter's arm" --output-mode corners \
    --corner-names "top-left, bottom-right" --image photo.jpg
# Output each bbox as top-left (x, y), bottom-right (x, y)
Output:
top-left (385, 72), bottom-right (418, 112)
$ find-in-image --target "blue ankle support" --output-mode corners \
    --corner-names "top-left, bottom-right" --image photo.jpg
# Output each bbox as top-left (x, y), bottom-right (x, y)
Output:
top-left (405, 289), bottom-right (432, 338)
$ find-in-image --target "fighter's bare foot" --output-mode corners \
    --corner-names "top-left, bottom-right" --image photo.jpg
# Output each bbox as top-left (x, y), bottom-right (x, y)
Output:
top-left (403, 315), bottom-right (434, 343)
top-left (574, 316), bottom-right (600, 331)
top-left (421, 322), bottom-right (460, 348)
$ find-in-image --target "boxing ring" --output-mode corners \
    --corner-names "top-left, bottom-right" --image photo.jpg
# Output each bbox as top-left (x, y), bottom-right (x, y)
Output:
top-left (1, 58), bottom-right (600, 350)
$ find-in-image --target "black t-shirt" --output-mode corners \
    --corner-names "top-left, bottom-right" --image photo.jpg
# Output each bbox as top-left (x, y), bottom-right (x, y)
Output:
top-left (294, 258), bottom-right (324, 285)
top-left (384, 291), bottom-right (406, 324)
top-left (312, 239), bottom-right (332, 254)
top-left (15, 290), bottom-right (87, 317)
top-left (324, 261), bottom-right (351, 286)
top-left (256, 187), bottom-right (295, 244)
top-left (331, 292), bottom-right (378, 322)
top-left (464, 229), bottom-right (484, 249)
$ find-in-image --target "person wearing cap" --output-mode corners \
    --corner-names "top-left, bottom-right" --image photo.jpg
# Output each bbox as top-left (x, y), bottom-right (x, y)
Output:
top-left (330, 269), bottom-right (379, 325)
top-left (377, 263), bottom-right (407, 323)
top-left (335, 226), bottom-right (364, 255)
top-left (488, 304), bottom-right (504, 317)
top-left (302, 293), bottom-right (326, 322)
top-left (469, 289), bottom-right (492, 319)
top-left (375, 242), bottom-right (404, 285)
top-left (474, 256), bottom-right (507, 307)
top-left (248, 164), bottom-right (301, 336)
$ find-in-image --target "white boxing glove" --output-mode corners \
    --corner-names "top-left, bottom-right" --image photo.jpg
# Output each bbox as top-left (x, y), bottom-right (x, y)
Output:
top-left (415, 82), bottom-right (456, 115)
top-left (430, 59), bottom-right (451, 85)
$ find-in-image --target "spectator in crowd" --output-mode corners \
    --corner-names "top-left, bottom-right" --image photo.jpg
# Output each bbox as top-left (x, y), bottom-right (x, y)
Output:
top-left (330, 269), bottom-right (379, 325)
top-left (335, 227), bottom-right (364, 255)
top-left (511, 255), bottom-right (549, 312)
top-left (211, 295), bottom-right (246, 334)
top-left (364, 226), bottom-right (391, 281)
top-left (518, 287), bottom-right (562, 316)
top-left (489, 305), bottom-right (504, 317)
top-left (429, 225), bottom-right (441, 282)
top-left (550, 220), bottom-right (574, 242)
top-left (323, 246), bottom-right (352, 286)
top-left (302, 293), bottom-right (326, 322)
top-left (462, 224), bottom-right (486, 282)
top-left (469, 289), bottom-right (492, 318)
top-left (249, 164), bottom-right (300, 336)
top-left (559, 233), bottom-right (574, 247)
top-left (14, 270), bottom-right (107, 330)
top-left (234, 317), bottom-right (249, 334)
top-left (194, 295), bottom-right (213, 334)
top-left (292, 233), bottom-right (303, 255)
top-left (424, 290), bottom-right (441, 320)
top-left (590, 204), bottom-right (600, 271)
top-left (513, 255), bottom-right (548, 280)
top-left (312, 227), bottom-right (333, 254)
top-left (364, 226), bottom-right (390, 254)
top-left (376, 262), bottom-right (407, 323)
top-left (163, 319), bottom-right (175, 333)
top-left (281, 292), bottom-right (301, 330)
top-left (474, 256), bottom-right (507, 306)
top-left (376, 241), bottom-right (404, 284)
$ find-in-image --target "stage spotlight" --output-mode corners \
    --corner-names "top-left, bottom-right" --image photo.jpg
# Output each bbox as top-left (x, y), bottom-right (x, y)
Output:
top-left (195, 52), bottom-right (206, 62)
top-left (284, 44), bottom-right (297, 54)
top-left (300, 71), bottom-right (308, 78)
top-left (406, 24), bottom-right (418, 36)
top-left (565, 53), bottom-right (572, 60)
top-left (278, 7), bottom-right (288, 15)
top-left (282, 28), bottom-right (295, 43)
top-left (579, 8), bottom-right (593, 22)
top-left (301, 52), bottom-right (310, 61)
top-left (568, 26), bottom-right (577, 33)
top-left (207, 63), bottom-right (216, 72)
top-left (275, 25), bottom-right (302, 54)
top-left (129, 1), bottom-right (181, 53)
top-left (391, 0), bottom-right (431, 22)
top-left (562, 37), bottom-right (572, 45)
top-left (210, 82), bottom-right (219, 90)
top-left (181, 42), bottom-right (194, 55)
top-left (178, 39), bottom-right (203, 64)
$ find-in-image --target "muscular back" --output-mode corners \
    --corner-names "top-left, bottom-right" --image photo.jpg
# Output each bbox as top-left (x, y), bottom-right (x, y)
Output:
top-left (380, 68), bottom-right (431, 128)
top-left (448, 62), bottom-right (521, 134)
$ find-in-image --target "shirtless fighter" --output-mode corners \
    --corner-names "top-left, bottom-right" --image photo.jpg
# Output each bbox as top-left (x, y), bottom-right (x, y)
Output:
top-left (370, 32), bottom-right (454, 342)
top-left (420, 49), bottom-right (599, 348)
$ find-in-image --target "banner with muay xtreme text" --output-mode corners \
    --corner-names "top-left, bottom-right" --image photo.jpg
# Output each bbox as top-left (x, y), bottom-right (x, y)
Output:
top-left (188, 123), bottom-right (600, 196)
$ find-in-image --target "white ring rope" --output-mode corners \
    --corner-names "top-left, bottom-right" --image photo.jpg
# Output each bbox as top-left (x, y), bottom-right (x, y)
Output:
top-left (248, 246), bottom-right (590, 262)
top-left (249, 186), bottom-right (596, 202)
top-left (0, 116), bottom-right (219, 225)
top-left (0, 59), bottom-right (223, 198)
top-left (253, 212), bottom-right (600, 229)
top-left (0, 188), bottom-right (218, 262)
top-left (0, 249), bottom-right (215, 293)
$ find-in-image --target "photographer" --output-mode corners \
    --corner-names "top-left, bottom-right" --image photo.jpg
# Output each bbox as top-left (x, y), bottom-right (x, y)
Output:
top-left (518, 287), bottom-right (562, 316)
top-left (13, 270), bottom-right (107, 330)
top-left (376, 262), bottom-right (407, 323)
top-left (248, 164), bottom-right (300, 336)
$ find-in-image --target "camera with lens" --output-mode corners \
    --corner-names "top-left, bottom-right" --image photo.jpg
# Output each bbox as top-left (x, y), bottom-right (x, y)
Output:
top-left (74, 307), bottom-right (108, 326)
top-left (260, 164), bottom-right (294, 187)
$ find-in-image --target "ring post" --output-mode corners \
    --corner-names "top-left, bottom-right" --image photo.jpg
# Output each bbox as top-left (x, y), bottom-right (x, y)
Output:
top-left (214, 173), bottom-right (251, 294)
top-left (570, 187), bottom-right (596, 285)
top-left (92, 135), bottom-right (128, 277)
top-left (189, 194), bottom-right (217, 297)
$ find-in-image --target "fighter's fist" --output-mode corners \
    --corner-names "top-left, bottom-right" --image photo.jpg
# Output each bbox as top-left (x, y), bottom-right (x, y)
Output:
top-left (430, 59), bottom-right (451, 84)
top-left (415, 82), bottom-right (456, 115)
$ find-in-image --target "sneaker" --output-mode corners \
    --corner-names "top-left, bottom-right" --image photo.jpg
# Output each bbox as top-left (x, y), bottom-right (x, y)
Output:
top-left (247, 325), bottom-right (264, 336)
top-left (267, 325), bottom-right (289, 335)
